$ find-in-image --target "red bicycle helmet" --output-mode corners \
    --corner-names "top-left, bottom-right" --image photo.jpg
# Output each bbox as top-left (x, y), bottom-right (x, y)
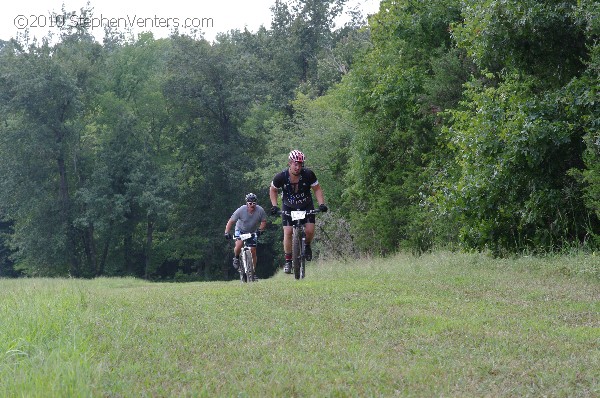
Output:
top-left (288, 150), bottom-right (305, 163)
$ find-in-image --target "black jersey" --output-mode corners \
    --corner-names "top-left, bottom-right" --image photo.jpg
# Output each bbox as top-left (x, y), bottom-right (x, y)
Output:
top-left (271, 168), bottom-right (318, 209)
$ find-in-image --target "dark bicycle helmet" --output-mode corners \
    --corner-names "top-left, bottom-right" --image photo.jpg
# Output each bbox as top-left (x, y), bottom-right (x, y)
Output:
top-left (288, 149), bottom-right (305, 163)
top-left (245, 193), bottom-right (257, 203)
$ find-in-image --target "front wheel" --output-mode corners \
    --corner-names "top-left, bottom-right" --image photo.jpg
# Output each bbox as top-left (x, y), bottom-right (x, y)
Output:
top-left (243, 249), bottom-right (255, 283)
top-left (239, 252), bottom-right (247, 283)
top-left (292, 227), bottom-right (303, 280)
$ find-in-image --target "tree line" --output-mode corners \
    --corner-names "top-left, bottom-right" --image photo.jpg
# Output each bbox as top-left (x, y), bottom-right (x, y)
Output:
top-left (0, 0), bottom-right (598, 279)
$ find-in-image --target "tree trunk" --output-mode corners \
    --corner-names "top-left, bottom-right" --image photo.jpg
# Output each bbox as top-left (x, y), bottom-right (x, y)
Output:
top-left (144, 220), bottom-right (154, 279)
top-left (124, 233), bottom-right (134, 275)
top-left (84, 223), bottom-right (97, 276)
top-left (99, 240), bottom-right (109, 276)
top-left (57, 153), bottom-right (80, 276)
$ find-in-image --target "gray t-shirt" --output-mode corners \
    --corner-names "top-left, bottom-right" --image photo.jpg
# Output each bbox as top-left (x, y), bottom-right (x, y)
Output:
top-left (230, 205), bottom-right (267, 233)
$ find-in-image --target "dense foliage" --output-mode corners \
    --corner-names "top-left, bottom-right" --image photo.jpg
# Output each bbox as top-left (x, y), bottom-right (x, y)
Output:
top-left (0, 0), bottom-right (598, 278)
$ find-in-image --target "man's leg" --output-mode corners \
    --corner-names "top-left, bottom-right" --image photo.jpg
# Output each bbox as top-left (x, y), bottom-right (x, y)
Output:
top-left (232, 239), bottom-right (243, 270)
top-left (304, 222), bottom-right (315, 261)
top-left (283, 225), bottom-right (293, 253)
top-left (305, 222), bottom-right (315, 244)
top-left (234, 240), bottom-right (243, 257)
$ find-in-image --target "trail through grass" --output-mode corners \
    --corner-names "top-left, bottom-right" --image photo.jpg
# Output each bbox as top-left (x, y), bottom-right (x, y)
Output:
top-left (1, 252), bottom-right (598, 397)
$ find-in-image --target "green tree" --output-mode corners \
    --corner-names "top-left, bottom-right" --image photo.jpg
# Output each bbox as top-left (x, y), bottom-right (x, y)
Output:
top-left (164, 34), bottom-right (266, 279)
top-left (0, 32), bottom-right (102, 276)
top-left (452, 0), bottom-right (589, 86)
top-left (572, 2), bottom-right (600, 243)
top-left (340, 0), bottom-right (462, 254)
top-left (76, 33), bottom-right (178, 278)
top-left (441, 74), bottom-right (592, 253)
top-left (439, 0), bottom-right (598, 253)
top-left (269, 0), bottom-right (349, 101)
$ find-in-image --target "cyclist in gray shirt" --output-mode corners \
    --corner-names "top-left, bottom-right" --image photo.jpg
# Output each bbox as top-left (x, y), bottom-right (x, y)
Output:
top-left (224, 193), bottom-right (267, 272)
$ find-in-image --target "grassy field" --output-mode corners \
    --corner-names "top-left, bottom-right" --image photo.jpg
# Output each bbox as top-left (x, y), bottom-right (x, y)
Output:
top-left (0, 252), bottom-right (598, 397)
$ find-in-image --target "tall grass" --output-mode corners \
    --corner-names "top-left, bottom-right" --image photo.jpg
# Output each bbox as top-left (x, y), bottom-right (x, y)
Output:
top-left (1, 252), bottom-right (598, 397)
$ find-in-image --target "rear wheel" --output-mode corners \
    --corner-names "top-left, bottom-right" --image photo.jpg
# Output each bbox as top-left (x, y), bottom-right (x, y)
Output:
top-left (292, 227), bottom-right (302, 280)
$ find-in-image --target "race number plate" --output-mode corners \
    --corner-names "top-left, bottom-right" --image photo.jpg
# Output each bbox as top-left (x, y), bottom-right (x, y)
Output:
top-left (239, 233), bottom-right (252, 240)
top-left (290, 211), bottom-right (306, 221)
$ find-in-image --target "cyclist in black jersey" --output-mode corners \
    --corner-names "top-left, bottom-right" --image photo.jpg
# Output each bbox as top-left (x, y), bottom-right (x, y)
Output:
top-left (269, 150), bottom-right (328, 273)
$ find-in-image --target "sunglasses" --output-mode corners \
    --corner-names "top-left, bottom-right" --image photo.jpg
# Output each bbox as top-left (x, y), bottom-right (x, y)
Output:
top-left (247, 202), bottom-right (256, 205)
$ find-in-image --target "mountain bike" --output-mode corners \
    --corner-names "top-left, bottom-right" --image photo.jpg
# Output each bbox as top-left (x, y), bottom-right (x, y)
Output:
top-left (280, 209), bottom-right (320, 280)
top-left (233, 232), bottom-right (257, 283)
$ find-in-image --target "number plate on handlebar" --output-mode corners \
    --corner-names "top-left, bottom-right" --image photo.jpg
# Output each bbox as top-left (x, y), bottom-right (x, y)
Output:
top-left (290, 211), bottom-right (306, 221)
top-left (238, 233), bottom-right (253, 240)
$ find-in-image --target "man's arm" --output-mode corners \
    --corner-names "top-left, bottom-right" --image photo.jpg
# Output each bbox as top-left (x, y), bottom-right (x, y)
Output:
top-left (312, 183), bottom-right (325, 206)
top-left (224, 218), bottom-right (235, 234)
top-left (259, 219), bottom-right (267, 232)
top-left (269, 183), bottom-right (279, 206)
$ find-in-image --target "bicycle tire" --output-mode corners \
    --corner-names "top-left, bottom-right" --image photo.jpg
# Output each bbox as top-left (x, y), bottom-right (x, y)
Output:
top-left (240, 251), bottom-right (247, 283)
top-left (300, 252), bottom-right (306, 279)
top-left (292, 227), bottom-right (302, 279)
top-left (244, 249), bottom-right (255, 282)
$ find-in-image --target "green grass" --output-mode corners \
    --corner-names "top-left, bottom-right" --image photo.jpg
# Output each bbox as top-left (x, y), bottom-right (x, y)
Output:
top-left (1, 252), bottom-right (598, 397)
